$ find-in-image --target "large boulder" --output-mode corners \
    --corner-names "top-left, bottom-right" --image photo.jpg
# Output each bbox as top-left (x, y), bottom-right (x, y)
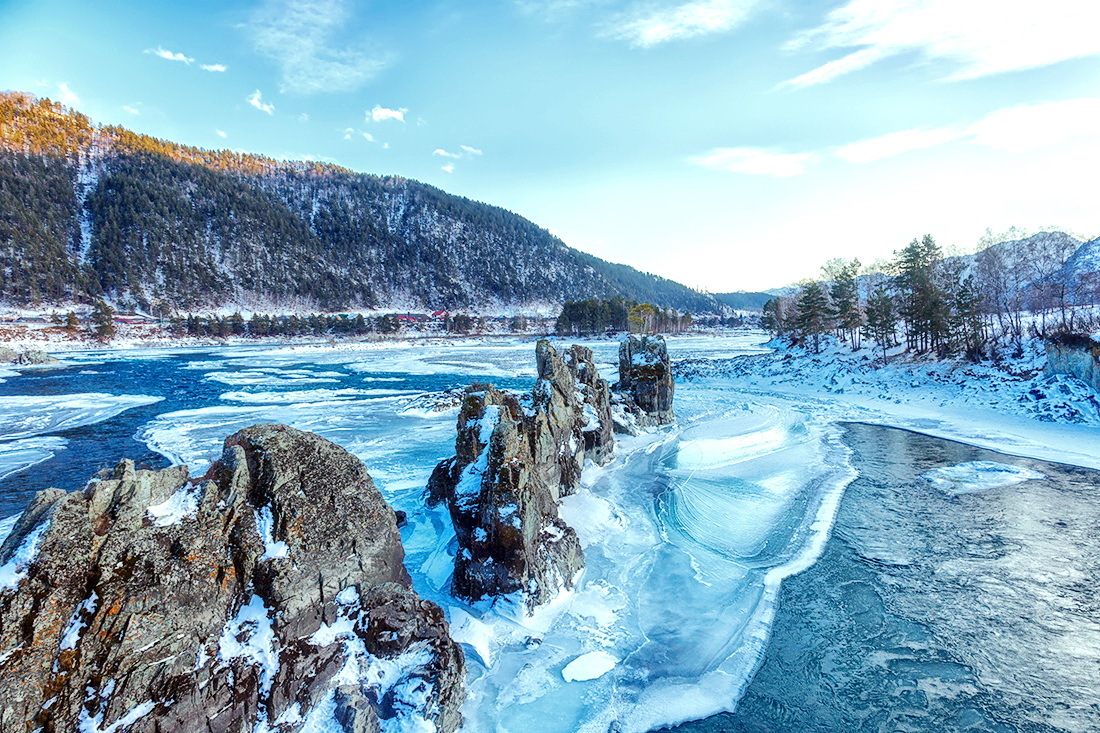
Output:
top-left (0, 424), bottom-right (464, 733)
top-left (427, 341), bottom-right (613, 611)
top-left (615, 334), bottom-right (675, 427)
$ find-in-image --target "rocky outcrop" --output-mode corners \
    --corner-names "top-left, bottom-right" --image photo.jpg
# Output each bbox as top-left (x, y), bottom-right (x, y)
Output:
top-left (427, 341), bottom-right (614, 611)
top-left (614, 334), bottom-right (675, 428)
top-left (0, 347), bottom-right (58, 365)
top-left (0, 424), bottom-right (464, 733)
top-left (1045, 336), bottom-right (1100, 392)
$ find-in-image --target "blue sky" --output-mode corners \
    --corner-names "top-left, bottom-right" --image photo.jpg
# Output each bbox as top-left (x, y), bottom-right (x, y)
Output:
top-left (2, 0), bottom-right (1099, 291)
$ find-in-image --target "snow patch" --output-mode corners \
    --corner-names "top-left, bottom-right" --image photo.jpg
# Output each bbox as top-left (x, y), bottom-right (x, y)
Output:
top-left (146, 482), bottom-right (201, 526)
top-left (562, 650), bottom-right (618, 682)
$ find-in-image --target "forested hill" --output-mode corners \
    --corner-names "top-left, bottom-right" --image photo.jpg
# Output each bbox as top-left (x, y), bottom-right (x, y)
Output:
top-left (0, 92), bottom-right (722, 314)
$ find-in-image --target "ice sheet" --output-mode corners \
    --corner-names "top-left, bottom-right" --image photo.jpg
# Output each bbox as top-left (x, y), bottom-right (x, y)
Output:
top-left (0, 436), bottom-right (68, 481)
top-left (0, 393), bottom-right (162, 441)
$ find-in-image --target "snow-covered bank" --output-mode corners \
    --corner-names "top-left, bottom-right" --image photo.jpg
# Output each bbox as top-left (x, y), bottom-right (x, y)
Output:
top-left (678, 339), bottom-right (1100, 470)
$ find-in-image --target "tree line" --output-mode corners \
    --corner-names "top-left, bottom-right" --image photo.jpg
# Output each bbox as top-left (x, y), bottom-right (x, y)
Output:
top-left (554, 298), bottom-right (692, 335)
top-left (763, 230), bottom-right (1097, 363)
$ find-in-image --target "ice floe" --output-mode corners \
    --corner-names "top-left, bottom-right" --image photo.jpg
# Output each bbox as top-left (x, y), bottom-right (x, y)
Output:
top-left (0, 393), bottom-right (162, 441)
top-left (924, 461), bottom-right (1045, 494)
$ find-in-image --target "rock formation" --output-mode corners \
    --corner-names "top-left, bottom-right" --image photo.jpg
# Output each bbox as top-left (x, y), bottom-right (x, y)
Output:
top-left (427, 341), bottom-right (614, 611)
top-left (614, 334), bottom-right (675, 429)
top-left (0, 424), bottom-right (465, 733)
top-left (0, 347), bottom-right (58, 365)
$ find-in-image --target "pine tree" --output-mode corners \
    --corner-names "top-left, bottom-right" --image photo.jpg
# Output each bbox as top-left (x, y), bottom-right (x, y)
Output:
top-left (794, 281), bottom-right (830, 353)
top-left (90, 299), bottom-right (116, 342)
top-left (862, 285), bottom-right (896, 365)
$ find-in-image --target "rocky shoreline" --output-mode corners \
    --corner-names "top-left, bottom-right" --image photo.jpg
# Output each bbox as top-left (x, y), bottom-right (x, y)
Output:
top-left (667, 422), bottom-right (1100, 733)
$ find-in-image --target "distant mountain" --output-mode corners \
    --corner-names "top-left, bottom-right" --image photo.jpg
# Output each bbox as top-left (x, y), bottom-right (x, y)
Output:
top-left (0, 92), bottom-right (722, 314)
top-left (713, 291), bottom-right (774, 310)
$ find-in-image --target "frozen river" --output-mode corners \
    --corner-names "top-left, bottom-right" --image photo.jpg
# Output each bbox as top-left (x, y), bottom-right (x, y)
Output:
top-left (2, 333), bottom-right (1094, 731)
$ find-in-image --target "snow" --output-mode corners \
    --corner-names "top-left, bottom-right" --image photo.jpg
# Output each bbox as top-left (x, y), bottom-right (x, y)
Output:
top-left (78, 700), bottom-right (156, 733)
top-left (255, 506), bottom-right (289, 559)
top-left (218, 594), bottom-right (279, 696)
top-left (60, 591), bottom-right (99, 650)
top-left (924, 461), bottom-right (1045, 493)
top-left (0, 519), bottom-right (50, 591)
top-left (0, 393), bottom-right (162, 441)
top-left (453, 405), bottom-right (501, 501)
top-left (146, 482), bottom-right (201, 526)
top-left (562, 651), bottom-right (618, 682)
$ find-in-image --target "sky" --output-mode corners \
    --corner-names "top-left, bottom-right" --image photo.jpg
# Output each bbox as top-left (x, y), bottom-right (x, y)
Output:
top-left (2, 0), bottom-right (1099, 292)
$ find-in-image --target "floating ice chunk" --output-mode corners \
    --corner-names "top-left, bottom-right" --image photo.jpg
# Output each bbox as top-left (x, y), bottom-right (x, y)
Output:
top-left (146, 482), bottom-right (201, 527)
top-left (218, 594), bottom-right (278, 695)
top-left (0, 436), bottom-right (67, 481)
top-left (219, 388), bottom-right (373, 404)
top-left (255, 506), bottom-right (289, 559)
top-left (0, 393), bottom-right (162, 441)
top-left (0, 519), bottom-right (49, 591)
top-left (924, 461), bottom-right (1045, 494)
top-left (562, 650), bottom-right (618, 682)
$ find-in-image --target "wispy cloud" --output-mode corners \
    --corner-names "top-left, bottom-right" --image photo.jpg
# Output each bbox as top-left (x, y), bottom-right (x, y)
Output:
top-left (783, 0), bottom-right (1100, 88)
top-left (122, 104), bottom-right (141, 115)
top-left (433, 145), bottom-right (483, 159)
top-left (247, 89), bottom-right (275, 115)
top-left (201, 63), bottom-right (228, 72)
top-left (441, 163), bottom-right (456, 173)
top-left (362, 132), bottom-right (376, 142)
top-left (966, 98), bottom-right (1100, 154)
top-left (147, 46), bottom-right (195, 64)
top-left (368, 105), bottom-right (406, 122)
top-left (835, 126), bottom-right (967, 163)
top-left (689, 147), bottom-right (818, 177)
top-left (57, 83), bottom-right (80, 107)
top-left (216, 129), bottom-right (229, 138)
top-left (603, 0), bottom-right (759, 47)
top-left (249, 0), bottom-right (388, 94)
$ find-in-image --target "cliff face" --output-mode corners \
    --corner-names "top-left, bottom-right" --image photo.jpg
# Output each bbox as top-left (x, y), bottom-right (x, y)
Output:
top-left (1045, 339), bottom-right (1100, 393)
top-left (0, 424), bottom-right (464, 733)
top-left (615, 334), bottom-right (675, 428)
top-left (427, 341), bottom-right (615, 611)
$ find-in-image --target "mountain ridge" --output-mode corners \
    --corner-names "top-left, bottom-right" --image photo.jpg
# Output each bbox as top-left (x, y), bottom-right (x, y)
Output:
top-left (0, 92), bottom-right (723, 315)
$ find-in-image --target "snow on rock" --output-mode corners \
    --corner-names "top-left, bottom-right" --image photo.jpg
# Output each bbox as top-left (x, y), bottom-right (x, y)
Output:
top-left (146, 481), bottom-right (201, 526)
top-left (218, 593), bottom-right (279, 695)
top-left (561, 650), bottom-right (619, 682)
top-left (0, 518), bottom-right (48, 591)
top-left (923, 461), bottom-right (1045, 494)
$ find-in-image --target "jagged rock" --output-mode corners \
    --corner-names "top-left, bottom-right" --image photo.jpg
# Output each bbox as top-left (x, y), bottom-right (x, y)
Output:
top-left (0, 348), bottom-right (58, 365)
top-left (615, 334), bottom-right (675, 427)
top-left (427, 341), bottom-right (614, 611)
top-left (0, 423), bottom-right (464, 733)
top-left (564, 345), bottom-right (614, 466)
top-left (15, 349), bottom-right (59, 365)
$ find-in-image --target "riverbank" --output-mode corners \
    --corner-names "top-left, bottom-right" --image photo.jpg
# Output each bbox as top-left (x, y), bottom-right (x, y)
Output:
top-left (668, 422), bottom-right (1100, 733)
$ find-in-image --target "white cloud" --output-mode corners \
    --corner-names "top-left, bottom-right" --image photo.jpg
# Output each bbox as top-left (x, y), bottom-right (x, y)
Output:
top-left (122, 104), bottom-right (140, 115)
top-left (57, 83), bottom-right (80, 107)
top-left (201, 63), bottom-right (228, 72)
top-left (298, 113), bottom-right (310, 122)
top-left (689, 147), bottom-right (818, 177)
top-left (603, 0), bottom-right (759, 47)
top-left (343, 127), bottom-right (355, 140)
top-left (369, 105), bottom-right (406, 122)
top-left (216, 129), bottom-right (228, 138)
top-left (784, 0), bottom-right (1100, 88)
top-left (441, 163), bottom-right (456, 173)
top-left (967, 99), bottom-right (1100, 154)
top-left (835, 126), bottom-right (967, 163)
top-left (249, 0), bottom-right (388, 94)
top-left (247, 89), bottom-right (275, 115)
top-left (148, 46), bottom-right (195, 64)
top-left (833, 98), bottom-right (1100, 163)
top-left (362, 132), bottom-right (375, 142)
top-left (434, 145), bottom-right (483, 159)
